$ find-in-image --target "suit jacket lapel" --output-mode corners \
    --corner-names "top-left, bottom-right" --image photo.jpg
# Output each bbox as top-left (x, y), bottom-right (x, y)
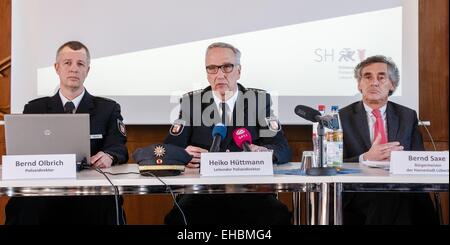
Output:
top-left (386, 102), bottom-right (399, 142)
top-left (76, 90), bottom-right (95, 114)
top-left (48, 93), bottom-right (65, 113)
top-left (354, 101), bottom-right (372, 150)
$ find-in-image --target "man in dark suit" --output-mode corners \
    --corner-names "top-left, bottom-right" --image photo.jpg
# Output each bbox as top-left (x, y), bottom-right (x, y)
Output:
top-left (164, 42), bottom-right (292, 225)
top-left (5, 41), bottom-right (128, 224)
top-left (339, 55), bottom-right (438, 225)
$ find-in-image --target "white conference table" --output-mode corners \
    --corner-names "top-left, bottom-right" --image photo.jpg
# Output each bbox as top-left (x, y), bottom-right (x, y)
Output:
top-left (330, 164), bottom-right (449, 225)
top-left (0, 163), bottom-right (448, 225)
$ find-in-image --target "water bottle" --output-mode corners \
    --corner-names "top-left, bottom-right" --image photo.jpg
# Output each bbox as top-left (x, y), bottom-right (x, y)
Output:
top-left (326, 105), bottom-right (343, 169)
top-left (312, 105), bottom-right (326, 166)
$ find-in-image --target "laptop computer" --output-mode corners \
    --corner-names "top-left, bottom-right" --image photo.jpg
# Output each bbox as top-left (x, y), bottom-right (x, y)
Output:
top-left (4, 114), bottom-right (91, 170)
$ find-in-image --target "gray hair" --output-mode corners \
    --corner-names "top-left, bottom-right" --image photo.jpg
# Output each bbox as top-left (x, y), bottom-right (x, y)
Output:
top-left (206, 42), bottom-right (241, 64)
top-left (56, 41), bottom-right (91, 65)
top-left (354, 55), bottom-right (399, 96)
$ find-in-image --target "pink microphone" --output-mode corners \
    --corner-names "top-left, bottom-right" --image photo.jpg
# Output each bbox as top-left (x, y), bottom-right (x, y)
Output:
top-left (232, 128), bottom-right (252, 151)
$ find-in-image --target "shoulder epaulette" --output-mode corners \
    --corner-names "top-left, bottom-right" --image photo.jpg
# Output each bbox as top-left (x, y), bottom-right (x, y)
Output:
top-left (28, 96), bottom-right (51, 103)
top-left (183, 89), bottom-right (203, 97)
top-left (94, 96), bottom-right (116, 103)
top-left (246, 87), bottom-right (266, 93)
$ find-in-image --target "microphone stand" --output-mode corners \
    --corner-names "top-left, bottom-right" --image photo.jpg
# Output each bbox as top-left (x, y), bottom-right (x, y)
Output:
top-left (306, 119), bottom-right (337, 176)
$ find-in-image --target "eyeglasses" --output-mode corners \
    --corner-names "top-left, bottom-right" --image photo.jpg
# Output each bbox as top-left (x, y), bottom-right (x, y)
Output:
top-left (205, 63), bottom-right (237, 74)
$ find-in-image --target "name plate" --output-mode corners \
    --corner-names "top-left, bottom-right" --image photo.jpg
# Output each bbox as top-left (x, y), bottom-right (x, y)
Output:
top-left (200, 152), bottom-right (273, 176)
top-left (2, 154), bottom-right (76, 180)
top-left (390, 151), bottom-right (449, 175)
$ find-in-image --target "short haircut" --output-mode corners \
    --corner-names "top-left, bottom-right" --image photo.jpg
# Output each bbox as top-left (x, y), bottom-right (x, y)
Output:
top-left (56, 41), bottom-right (91, 64)
top-left (206, 42), bottom-right (241, 64)
top-left (354, 55), bottom-right (400, 96)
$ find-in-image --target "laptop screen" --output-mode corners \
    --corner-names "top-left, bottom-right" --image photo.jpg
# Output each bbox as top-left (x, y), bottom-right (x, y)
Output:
top-left (4, 114), bottom-right (91, 164)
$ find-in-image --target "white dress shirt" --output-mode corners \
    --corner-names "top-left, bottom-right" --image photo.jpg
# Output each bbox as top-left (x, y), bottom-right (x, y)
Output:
top-left (212, 89), bottom-right (239, 125)
top-left (59, 89), bottom-right (85, 112)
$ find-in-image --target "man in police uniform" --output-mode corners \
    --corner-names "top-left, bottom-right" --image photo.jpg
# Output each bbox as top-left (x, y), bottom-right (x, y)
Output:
top-left (5, 41), bottom-right (128, 224)
top-left (164, 42), bottom-right (292, 224)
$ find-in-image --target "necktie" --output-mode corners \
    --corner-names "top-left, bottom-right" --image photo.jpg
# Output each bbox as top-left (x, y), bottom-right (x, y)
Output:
top-left (372, 109), bottom-right (387, 144)
top-left (64, 101), bottom-right (75, 114)
top-left (220, 102), bottom-right (226, 125)
top-left (221, 102), bottom-right (232, 126)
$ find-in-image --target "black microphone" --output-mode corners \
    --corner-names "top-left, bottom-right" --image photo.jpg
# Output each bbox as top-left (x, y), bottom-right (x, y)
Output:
top-left (210, 123), bottom-right (227, 152)
top-left (294, 105), bottom-right (337, 176)
top-left (294, 105), bottom-right (335, 129)
top-left (294, 105), bottom-right (321, 122)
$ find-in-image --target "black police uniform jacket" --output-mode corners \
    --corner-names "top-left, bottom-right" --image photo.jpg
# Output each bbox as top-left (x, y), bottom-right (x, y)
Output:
top-left (163, 84), bottom-right (292, 224)
top-left (165, 83), bottom-right (291, 162)
top-left (5, 90), bottom-right (128, 225)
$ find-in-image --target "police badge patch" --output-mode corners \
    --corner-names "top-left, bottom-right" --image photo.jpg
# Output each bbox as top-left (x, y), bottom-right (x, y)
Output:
top-left (154, 145), bottom-right (166, 165)
top-left (117, 119), bottom-right (126, 136)
top-left (169, 119), bottom-right (186, 136)
top-left (265, 117), bottom-right (281, 132)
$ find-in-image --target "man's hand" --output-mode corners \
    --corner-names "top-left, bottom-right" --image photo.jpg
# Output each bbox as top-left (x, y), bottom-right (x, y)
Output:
top-left (185, 146), bottom-right (208, 168)
top-left (363, 134), bottom-right (404, 161)
top-left (90, 151), bottom-right (114, 168)
top-left (249, 144), bottom-right (273, 152)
